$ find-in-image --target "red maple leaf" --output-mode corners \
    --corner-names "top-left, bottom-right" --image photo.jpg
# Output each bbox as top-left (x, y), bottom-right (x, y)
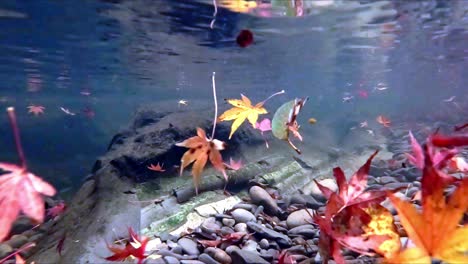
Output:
top-left (147, 162), bottom-right (165, 172)
top-left (105, 227), bottom-right (149, 264)
top-left (47, 201), bottom-right (66, 219)
top-left (0, 107), bottom-right (56, 242)
top-left (314, 150), bottom-right (388, 213)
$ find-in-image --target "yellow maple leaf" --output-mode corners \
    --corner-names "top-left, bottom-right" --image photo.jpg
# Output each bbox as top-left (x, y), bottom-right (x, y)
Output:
top-left (218, 94), bottom-right (267, 139)
top-left (385, 178), bottom-right (468, 264)
top-left (362, 204), bottom-right (401, 259)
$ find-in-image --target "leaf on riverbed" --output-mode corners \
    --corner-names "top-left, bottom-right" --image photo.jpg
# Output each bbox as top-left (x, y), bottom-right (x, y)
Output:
top-left (105, 227), bottom-right (149, 264)
top-left (176, 127), bottom-right (227, 195)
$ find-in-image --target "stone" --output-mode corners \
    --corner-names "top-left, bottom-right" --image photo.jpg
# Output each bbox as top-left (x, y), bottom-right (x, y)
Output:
top-left (231, 209), bottom-right (256, 223)
top-left (222, 218), bottom-right (235, 227)
top-left (234, 223), bottom-right (247, 233)
top-left (249, 186), bottom-right (280, 215)
top-left (230, 249), bottom-right (269, 264)
top-left (0, 243), bottom-right (13, 259)
top-left (286, 209), bottom-right (315, 229)
top-left (288, 225), bottom-right (317, 238)
top-left (308, 179), bottom-right (337, 202)
top-left (220, 226), bottom-right (234, 236)
top-left (201, 218), bottom-right (221, 234)
top-left (180, 260), bottom-right (206, 264)
top-left (246, 222), bottom-right (291, 247)
top-left (5, 234), bottom-right (28, 249)
top-left (225, 245), bottom-right (240, 255)
top-left (258, 239), bottom-right (269, 249)
top-left (289, 194), bottom-right (322, 209)
top-left (164, 256), bottom-right (181, 264)
top-left (178, 238), bottom-right (200, 256)
top-left (205, 247), bottom-right (232, 264)
top-left (198, 253), bottom-right (221, 264)
top-left (243, 240), bottom-right (258, 252)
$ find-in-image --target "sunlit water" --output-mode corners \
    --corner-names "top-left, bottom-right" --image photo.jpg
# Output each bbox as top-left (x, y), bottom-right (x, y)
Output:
top-left (0, 0), bottom-right (467, 198)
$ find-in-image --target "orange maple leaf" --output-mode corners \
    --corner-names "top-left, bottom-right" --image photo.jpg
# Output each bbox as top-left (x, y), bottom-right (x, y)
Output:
top-left (176, 127), bottom-right (227, 194)
top-left (386, 144), bottom-right (468, 264)
top-left (147, 162), bottom-right (165, 172)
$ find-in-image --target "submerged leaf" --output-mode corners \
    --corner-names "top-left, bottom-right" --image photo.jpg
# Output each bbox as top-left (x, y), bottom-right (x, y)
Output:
top-left (176, 128), bottom-right (227, 194)
top-left (218, 94), bottom-right (267, 139)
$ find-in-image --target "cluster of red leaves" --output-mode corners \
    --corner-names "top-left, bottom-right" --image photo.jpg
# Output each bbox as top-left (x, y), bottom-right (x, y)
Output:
top-left (105, 227), bottom-right (149, 264)
top-left (313, 150), bottom-right (399, 264)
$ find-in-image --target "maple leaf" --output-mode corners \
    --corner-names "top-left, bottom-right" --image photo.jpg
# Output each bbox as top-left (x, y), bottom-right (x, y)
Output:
top-left (385, 139), bottom-right (468, 264)
top-left (218, 94), bottom-right (268, 139)
top-left (430, 133), bottom-right (468, 148)
top-left (406, 131), bottom-right (458, 170)
top-left (224, 157), bottom-right (243, 171)
top-left (278, 250), bottom-right (297, 264)
top-left (147, 162), bottom-right (165, 172)
top-left (0, 108), bottom-right (56, 242)
top-left (255, 118), bottom-right (272, 134)
top-left (376, 115), bottom-right (391, 127)
top-left (315, 150), bottom-right (389, 212)
top-left (106, 227), bottom-right (149, 264)
top-left (27, 105), bottom-right (45, 116)
top-left (176, 127), bottom-right (227, 194)
top-left (47, 201), bottom-right (66, 219)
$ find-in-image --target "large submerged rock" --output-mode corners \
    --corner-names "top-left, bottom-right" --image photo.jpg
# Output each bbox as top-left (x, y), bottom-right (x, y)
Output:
top-left (24, 103), bottom-right (390, 263)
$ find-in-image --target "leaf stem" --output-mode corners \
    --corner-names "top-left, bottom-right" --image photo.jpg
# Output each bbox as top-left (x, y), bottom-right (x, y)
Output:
top-left (210, 0), bottom-right (217, 29)
top-left (0, 242), bottom-right (35, 263)
top-left (211, 72), bottom-right (218, 139)
top-left (6, 107), bottom-right (27, 170)
top-left (261, 90), bottom-right (285, 104)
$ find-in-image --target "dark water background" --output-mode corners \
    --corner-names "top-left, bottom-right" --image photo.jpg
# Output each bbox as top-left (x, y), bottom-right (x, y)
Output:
top-left (0, 0), bottom-right (467, 198)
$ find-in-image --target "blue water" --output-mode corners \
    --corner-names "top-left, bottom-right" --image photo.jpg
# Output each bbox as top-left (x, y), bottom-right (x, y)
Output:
top-left (0, 0), bottom-right (467, 197)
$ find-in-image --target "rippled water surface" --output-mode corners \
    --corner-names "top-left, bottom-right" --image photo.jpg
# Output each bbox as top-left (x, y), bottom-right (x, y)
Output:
top-left (0, 0), bottom-right (467, 196)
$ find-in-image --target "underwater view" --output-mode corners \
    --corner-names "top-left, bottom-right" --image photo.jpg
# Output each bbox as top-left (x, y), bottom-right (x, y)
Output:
top-left (0, 0), bottom-right (467, 263)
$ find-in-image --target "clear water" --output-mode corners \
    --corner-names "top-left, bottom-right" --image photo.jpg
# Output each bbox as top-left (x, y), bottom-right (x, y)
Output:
top-left (0, 0), bottom-right (467, 197)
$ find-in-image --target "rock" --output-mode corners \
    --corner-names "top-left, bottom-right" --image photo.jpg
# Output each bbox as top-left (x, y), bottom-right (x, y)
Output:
top-left (180, 260), bottom-right (206, 264)
top-left (286, 209), bottom-right (315, 229)
top-left (243, 240), bottom-right (258, 252)
top-left (259, 248), bottom-right (277, 261)
top-left (201, 218), bottom-right (221, 234)
top-left (289, 194), bottom-right (322, 209)
top-left (225, 245), bottom-right (240, 255)
top-left (164, 256), bottom-right (181, 264)
top-left (246, 222), bottom-right (291, 247)
top-left (178, 238), bottom-right (200, 256)
top-left (220, 226), bottom-right (234, 236)
top-left (308, 179), bottom-right (337, 202)
top-left (222, 218), bottom-right (235, 227)
top-left (205, 247), bottom-right (232, 264)
top-left (234, 223), bottom-right (247, 233)
top-left (288, 225), bottom-right (317, 238)
top-left (249, 186), bottom-right (280, 215)
top-left (198, 253), bottom-right (221, 264)
top-left (230, 249), bottom-right (269, 264)
top-left (5, 234), bottom-right (28, 249)
top-left (0, 243), bottom-right (13, 259)
top-left (231, 209), bottom-right (256, 223)
top-left (258, 239), bottom-right (269, 249)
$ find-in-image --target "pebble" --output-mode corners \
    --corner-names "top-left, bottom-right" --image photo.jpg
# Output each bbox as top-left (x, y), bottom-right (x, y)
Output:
top-left (164, 256), bottom-right (181, 264)
top-left (5, 234), bottom-right (28, 249)
top-left (205, 247), bottom-right (232, 264)
top-left (220, 226), bottom-right (234, 236)
top-left (234, 223), bottom-right (247, 233)
top-left (180, 260), bottom-right (206, 264)
top-left (201, 218), bottom-right (221, 234)
top-left (246, 222), bottom-right (291, 246)
top-left (222, 218), bottom-right (235, 227)
top-left (231, 209), bottom-right (256, 223)
top-left (309, 179), bottom-right (338, 201)
top-left (243, 240), bottom-right (258, 252)
top-left (198, 253), bottom-right (221, 264)
top-left (289, 194), bottom-right (322, 209)
top-left (178, 237), bottom-right (200, 256)
top-left (286, 209), bottom-right (315, 228)
top-left (232, 203), bottom-right (254, 211)
top-left (230, 249), bottom-right (269, 264)
top-left (258, 239), bottom-right (269, 249)
top-left (0, 243), bottom-right (13, 259)
top-left (225, 245), bottom-right (240, 255)
top-left (249, 186), bottom-right (280, 215)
